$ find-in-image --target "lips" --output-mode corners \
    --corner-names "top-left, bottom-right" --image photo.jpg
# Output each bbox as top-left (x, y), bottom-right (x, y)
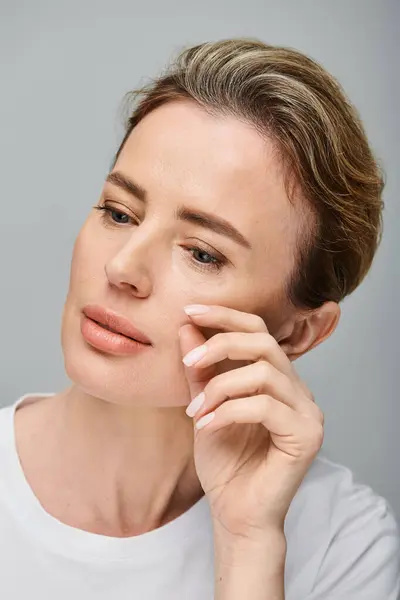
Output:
top-left (82, 305), bottom-right (152, 345)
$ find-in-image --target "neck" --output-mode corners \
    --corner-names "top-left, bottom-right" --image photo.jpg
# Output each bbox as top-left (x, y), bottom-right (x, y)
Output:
top-left (19, 385), bottom-right (204, 537)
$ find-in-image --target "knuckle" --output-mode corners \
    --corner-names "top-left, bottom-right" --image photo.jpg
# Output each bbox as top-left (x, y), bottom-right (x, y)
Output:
top-left (206, 373), bottom-right (225, 398)
top-left (303, 405), bottom-right (324, 427)
top-left (316, 407), bottom-right (325, 425)
top-left (261, 332), bottom-right (275, 352)
top-left (251, 314), bottom-right (267, 331)
top-left (212, 332), bottom-right (225, 345)
top-left (258, 360), bottom-right (271, 380)
top-left (283, 377), bottom-right (296, 398)
top-left (309, 423), bottom-right (325, 451)
top-left (304, 404), bottom-right (324, 425)
top-left (211, 332), bottom-right (229, 352)
top-left (261, 394), bottom-right (272, 411)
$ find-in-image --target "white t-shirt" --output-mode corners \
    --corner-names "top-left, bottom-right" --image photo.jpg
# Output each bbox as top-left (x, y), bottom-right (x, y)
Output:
top-left (0, 393), bottom-right (399, 599)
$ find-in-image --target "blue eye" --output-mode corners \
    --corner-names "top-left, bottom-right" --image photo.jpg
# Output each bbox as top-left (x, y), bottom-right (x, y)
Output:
top-left (193, 248), bottom-right (213, 263)
top-left (109, 210), bottom-right (130, 224)
top-left (94, 205), bottom-right (136, 225)
top-left (189, 247), bottom-right (222, 270)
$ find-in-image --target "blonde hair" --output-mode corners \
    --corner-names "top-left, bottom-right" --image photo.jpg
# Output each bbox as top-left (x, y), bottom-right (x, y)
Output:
top-left (111, 39), bottom-right (385, 310)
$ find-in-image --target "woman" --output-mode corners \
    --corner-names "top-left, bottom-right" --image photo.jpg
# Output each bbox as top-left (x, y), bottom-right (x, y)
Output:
top-left (0, 39), bottom-right (398, 599)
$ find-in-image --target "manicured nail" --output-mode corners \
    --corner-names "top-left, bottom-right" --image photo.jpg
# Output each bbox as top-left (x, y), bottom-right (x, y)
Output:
top-left (196, 412), bottom-right (215, 430)
top-left (185, 392), bottom-right (205, 417)
top-left (184, 305), bottom-right (210, 315)
top-left (182, 344), bottom-right (208, 366)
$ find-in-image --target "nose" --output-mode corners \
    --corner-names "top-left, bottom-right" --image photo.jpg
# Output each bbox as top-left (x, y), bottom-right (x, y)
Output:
top-left (104, 233), bottom-right (154, 298)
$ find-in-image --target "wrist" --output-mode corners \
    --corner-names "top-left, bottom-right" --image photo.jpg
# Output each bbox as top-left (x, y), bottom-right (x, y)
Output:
top-left (213, 524), bottom-right (287, 566)
top-left (213, 528), bottom-right (286, 600)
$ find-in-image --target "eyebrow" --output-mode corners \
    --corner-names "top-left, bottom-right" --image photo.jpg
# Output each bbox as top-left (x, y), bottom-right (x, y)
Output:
top-left (105, 171), bottom-right (252, 250)
top-left (106, 171), bottom-right (147, 202)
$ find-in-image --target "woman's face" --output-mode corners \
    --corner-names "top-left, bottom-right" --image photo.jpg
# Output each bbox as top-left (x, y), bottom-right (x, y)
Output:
top-left (62, 100), bottom-right (302, 407)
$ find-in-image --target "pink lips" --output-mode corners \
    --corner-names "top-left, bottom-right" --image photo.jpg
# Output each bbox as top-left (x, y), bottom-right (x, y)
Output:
top-left (81, 304), bottom-right (152, 355)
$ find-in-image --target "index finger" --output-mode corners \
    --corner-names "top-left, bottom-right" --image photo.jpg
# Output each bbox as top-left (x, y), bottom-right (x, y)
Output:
top-left (184, 304), bottom-right (294, 378)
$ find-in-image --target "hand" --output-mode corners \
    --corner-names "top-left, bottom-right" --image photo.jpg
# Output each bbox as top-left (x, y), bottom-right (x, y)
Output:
top-left (179, 304), bottom-right (324, 540)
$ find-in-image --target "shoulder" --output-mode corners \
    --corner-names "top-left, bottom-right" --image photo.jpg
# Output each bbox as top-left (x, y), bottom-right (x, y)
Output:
top-left (285, 454), bottom-right (400, 599)
top-left (299, 454), bottom-right (397, 532)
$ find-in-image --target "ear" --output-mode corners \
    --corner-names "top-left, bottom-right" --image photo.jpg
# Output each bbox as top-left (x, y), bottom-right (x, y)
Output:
top-left (278, 302), bottom-right (341, 361)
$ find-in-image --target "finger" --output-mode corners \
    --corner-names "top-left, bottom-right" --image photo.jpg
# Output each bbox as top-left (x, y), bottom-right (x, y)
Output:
top-left (179, 323), bottom-right (217, 400)
top-left (179, 322), bottom-right (206, 358)
top-left (195, 395), bottom-right (324, 460)
top-left (184, 304), bottom-right (294, 376)
top-left (184, 304), bottom-right (268, 334)
top-left (182, 330), bottom-right (294, 379)
top-left (188, 361), bottom-right (323, 422)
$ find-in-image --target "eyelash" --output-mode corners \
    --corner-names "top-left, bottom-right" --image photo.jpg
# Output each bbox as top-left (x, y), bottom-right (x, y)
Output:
top-left (93, 204), bottom-right (227, 273)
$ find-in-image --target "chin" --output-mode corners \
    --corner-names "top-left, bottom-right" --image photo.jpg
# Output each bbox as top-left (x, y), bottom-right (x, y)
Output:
top-left (61, 306), bottom-right (190, 408)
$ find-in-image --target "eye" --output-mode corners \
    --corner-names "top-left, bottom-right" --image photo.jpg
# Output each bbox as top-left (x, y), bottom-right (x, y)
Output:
top-left (109, 209), bottom-right (130, 224)
top-left (94, 205), bottom-right (130, 224)
top-left (191, 248), bottom-right (218, 265)
top-left (187, 247), bottom-right (226, 272)
top-left (93, 204), bottom-right (138, 226)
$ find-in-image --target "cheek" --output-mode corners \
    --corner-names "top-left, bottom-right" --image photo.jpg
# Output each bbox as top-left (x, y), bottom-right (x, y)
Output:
top-left (169, 259), bottom-right (232, 309)
top-left (68, 227), bottom-right (107, 293)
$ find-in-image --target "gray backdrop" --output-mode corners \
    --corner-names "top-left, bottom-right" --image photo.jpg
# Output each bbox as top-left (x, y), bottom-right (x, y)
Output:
top-left (1, 0), bottom-right (399, 521)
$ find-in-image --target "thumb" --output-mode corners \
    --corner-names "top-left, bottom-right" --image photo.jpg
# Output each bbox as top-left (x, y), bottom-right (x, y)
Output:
top-left (179, 323), bottom-right (216, 400)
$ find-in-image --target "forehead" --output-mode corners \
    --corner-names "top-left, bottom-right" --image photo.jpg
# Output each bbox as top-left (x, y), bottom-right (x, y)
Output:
top-left (116, 100), bottom-right (300, 266)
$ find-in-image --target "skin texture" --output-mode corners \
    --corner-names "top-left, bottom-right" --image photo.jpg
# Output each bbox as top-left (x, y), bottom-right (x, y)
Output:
top-left (14, 99), bottom-right (340, 538)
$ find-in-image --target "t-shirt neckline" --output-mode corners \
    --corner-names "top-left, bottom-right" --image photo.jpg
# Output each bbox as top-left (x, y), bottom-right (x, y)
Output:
top-left (3, 393), bottom-right (211, 562)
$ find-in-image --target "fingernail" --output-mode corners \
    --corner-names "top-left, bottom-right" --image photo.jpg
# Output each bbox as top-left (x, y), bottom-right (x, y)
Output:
top-left (184, 305), bottom-right (210, 315)
top-left (185, 392), bottom-right (205, 417)
top-left (182, 344), bottom-right (208, 366)
top-left (196, 412), bottom-right (215, 430)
